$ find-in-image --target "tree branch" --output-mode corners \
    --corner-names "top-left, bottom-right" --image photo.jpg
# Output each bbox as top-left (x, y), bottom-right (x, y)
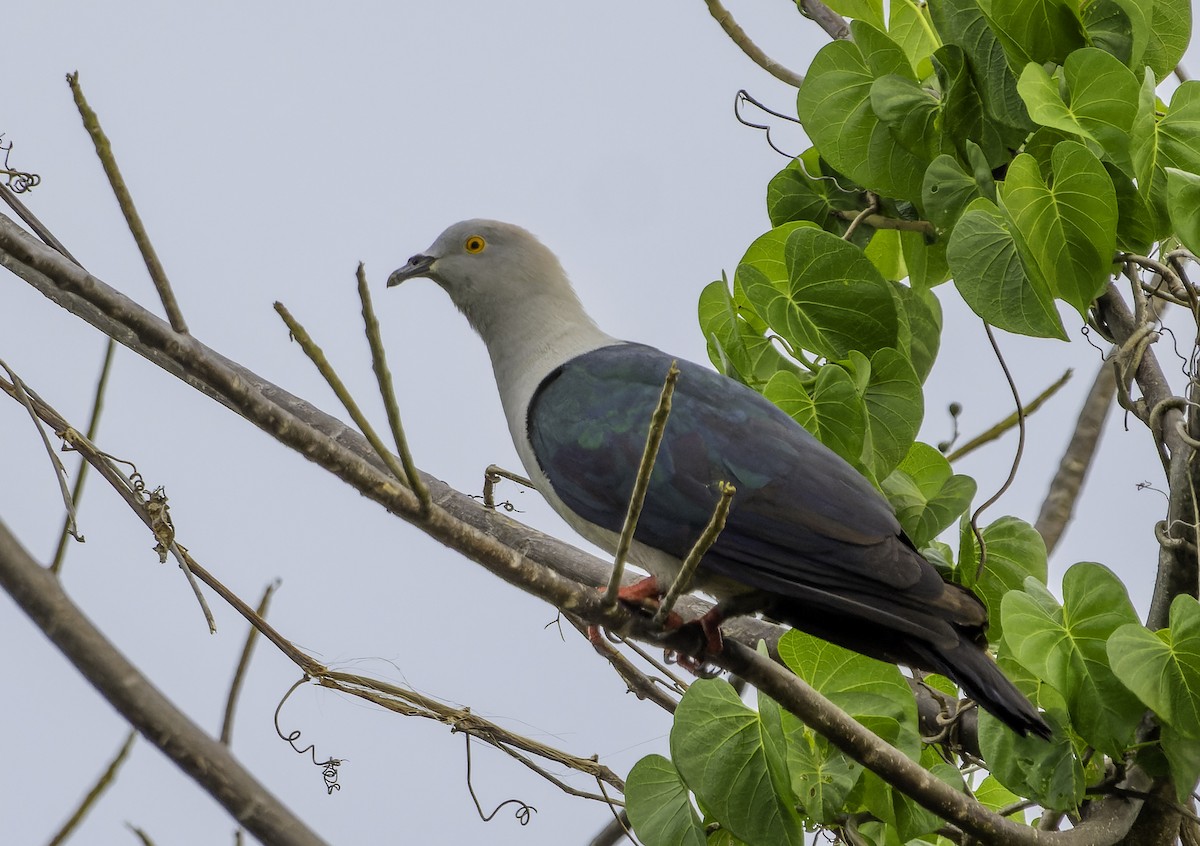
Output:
top-left (0, 521), bottom-right (328, 846)
top-left (1095, 285), bottom-right (1196, 629)
top-left (0, 213), bottom-right (1145, 842)
top-left (702, 0), bottom-right (806, 88)
top-left (1034, 361), bottom-right (1116, 555)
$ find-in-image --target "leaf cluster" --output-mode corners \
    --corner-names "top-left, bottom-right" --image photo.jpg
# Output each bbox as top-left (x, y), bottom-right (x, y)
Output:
top-left (631, 0), bottom-right (1200, 842)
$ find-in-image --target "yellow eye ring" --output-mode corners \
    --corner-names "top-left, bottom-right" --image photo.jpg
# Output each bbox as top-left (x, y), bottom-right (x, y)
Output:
top-left (464, 235), bottom-right (487, 254)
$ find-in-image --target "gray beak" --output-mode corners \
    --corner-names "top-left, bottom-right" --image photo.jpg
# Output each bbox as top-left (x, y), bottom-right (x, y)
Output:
top-left (387, 253), bottom-right (436, 287)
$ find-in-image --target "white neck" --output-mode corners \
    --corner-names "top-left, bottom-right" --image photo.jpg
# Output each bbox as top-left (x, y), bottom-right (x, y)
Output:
top-left (469, 287), bottom-right (617, 455)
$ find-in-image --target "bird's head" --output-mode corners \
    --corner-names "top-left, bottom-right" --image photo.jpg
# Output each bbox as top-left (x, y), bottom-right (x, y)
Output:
top-left (387, 219), bottom-right (588, 340)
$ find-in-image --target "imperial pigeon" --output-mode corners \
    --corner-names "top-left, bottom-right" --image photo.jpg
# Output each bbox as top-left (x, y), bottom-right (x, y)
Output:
top-left (388, 219), bottom-right (1050, 738)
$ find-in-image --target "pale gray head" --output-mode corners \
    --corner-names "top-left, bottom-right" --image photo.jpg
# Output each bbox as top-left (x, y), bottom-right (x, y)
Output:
top-left (387, 219), bottom-right (608, 347)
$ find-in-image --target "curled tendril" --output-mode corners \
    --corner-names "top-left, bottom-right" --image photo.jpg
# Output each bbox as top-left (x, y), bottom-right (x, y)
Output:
top-left (462, 733), bottom-right (536, 825)
top-left (733, 89), bottom-right (800, 159)
top-left (0, 135), bottom-right (41, 194)
top-left (274, 677), bottom-right (344, 795)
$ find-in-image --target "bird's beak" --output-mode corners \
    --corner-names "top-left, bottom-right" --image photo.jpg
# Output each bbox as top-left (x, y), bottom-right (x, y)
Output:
top-left (387, 253), bottom-right (436, 287)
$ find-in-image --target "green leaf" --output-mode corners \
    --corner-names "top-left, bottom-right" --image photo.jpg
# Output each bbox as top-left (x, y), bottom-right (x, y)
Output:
top-left (978, 0), bottom-right (1087, 67)
top-left (933, 44), bottom-right (1005, 166)
top-left (1016, 48), bottom-right (1140, 173)
top-left (892, 282), bottom-right (942, 381)
top-left (880, 441), bottom-right (976, 547)
top-left (626, 755), bottom-right (707, 846)
top-left (1142, 0), bottom-right (1192, 83)
top-left (742, 226), bottom-right (899, 360)
top-left (765, 367), bottom-right (871, 475)
top-left (778, 629), bottom-right (922, 757)
top-left (671, 679), bottom-right (805, 846)
top-left (1109, 595), bottom-right (1200, 740)
top-left (766, 149), bottom-right (866, 233)
top-left (1108, 162), bottom-right (1156, 254)
top-left (888, 0), bottom-right (941, 71)
top-left (864, 228), bottom-right (905, 281)
top-left (974, 774), bottom-right (1028, 821)
top-left (979, 700), bottom-right (1084, 811)
top-left (1167, 167), bottom-right (1200, 257)
top-left (861, 347), bottom-right (923, 478)
top-left (1082, 0), bottom-right (1148, 67)
top-left (797, 23), bottom-right (927, 201)
top-left (871, 73), bottom-right (945, 162)
top-left (946, 197), bottom-right (1067, 339)
top-left (959, 515), bottom-right (1048, 644)
top-left (820, 0), bottom-right (885, 30)
top-left (698, 276), bottom-right (795, 389)
top-left (922, 154), bottom-right (983, 230)
top-left (1000, 563), bottom-right (1143, 754)
top-left (1000, 141), bottom-right (1118, 317)
top-left (899, 229), bottom-right (951, 290)
top-left (929, 0), bottom-right (1032, 134)
top-left (1133, 77), bottom-right (1200, 238)
top-left (1161, 723), bottom-right (1200, 804)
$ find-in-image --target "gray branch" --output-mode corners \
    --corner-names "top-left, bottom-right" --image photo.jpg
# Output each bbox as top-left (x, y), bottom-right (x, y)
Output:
top-left (0, 520), bottom-right (327, 846)
top-left (0, 214), bottom-right (1145, 843)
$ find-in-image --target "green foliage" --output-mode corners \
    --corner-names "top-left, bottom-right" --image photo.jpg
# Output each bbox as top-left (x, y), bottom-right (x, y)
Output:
top-left (642, 0), bottom-right (1200, 841)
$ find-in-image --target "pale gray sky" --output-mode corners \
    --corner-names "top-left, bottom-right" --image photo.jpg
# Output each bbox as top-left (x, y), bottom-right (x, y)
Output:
top-left (3, 2), bottom-right (1196, 844)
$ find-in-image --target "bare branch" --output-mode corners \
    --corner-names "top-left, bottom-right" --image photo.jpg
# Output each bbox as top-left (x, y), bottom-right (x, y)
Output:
top-left (0, 215), bottom-right (1145, 839)
top-left (833, 207), bottom-right (936, 238)
top-left (46, 730), bottom-right (136, 846)
top-left (1035, 362), bottom-right (1115, 555)
top-left (274, 301), bottom-right (433, 520)
top-left (605, 362), bottom-right (679, 606)
top-left (221, 581), bottom-right (279, 746)
top-left (798, 0), bottom-right (851, 40)
top-left (65, 73), bottom-right (188, 334)
top-left (0, 521), bottom-right (328, 846)
top-left (653, 480), bottom-right (734, 625)
top-left (0, 359), bottom-right (83, 542)
top-left (1095, 285), bottom-right (1194, 629)
top-left (946, 369), bottom-right (1073, 462)
top-left (702, 0), bottom-right (806, 88)
top-left (50, 339), bottom-right (116, 574)
top-left (355, 263), bottom-right (431, 514)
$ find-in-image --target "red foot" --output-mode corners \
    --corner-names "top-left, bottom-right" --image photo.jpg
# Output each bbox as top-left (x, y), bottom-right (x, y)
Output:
top-left (588, 576), bottom-right (666, 645)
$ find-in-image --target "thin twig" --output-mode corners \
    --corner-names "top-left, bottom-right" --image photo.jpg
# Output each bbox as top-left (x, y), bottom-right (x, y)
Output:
top-left (65, 72), bottom-right (187, 334)
top-left (567, 615), bottom-right (680, 714)
top-left (319, 670), bottom-right (626, 797)
top-left (221, 581), bottom-right (279, 745)
top-left (123, 824), bottom-right (156, 846)
top-left (275, 302), bottom-right (432, 516)
top-left (0, 375), bottom-right (219, 632)
top-left (798, 0), bottom-right (851, 40)
top-left (51, 339), bottom-right (116, 574)
top-left (703, 0), bottom-right (805, 87)
top-left (355, 263), bottom-right (431, 515)
top-left (946, 369), bottom-right (1072, 462)
top-left (0, 183), bottom-right (82, 263)
top-left (842, 195), bottom-right (880, 241)
top-left (653, 481), bottom-right (735, 625)
top-left (483, 464), bottom-right (533, 509)
top-left (0, 360), bottom-right (83, 543)
top-left (605, 362), bottom-right (679, 606)
top-left (833, 208), bottom-right (937, 238)
top-left (46, 730), bottom-right (136, 846)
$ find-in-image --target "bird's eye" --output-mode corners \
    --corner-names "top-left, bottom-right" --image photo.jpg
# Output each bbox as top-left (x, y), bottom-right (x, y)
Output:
top-left (465, 235), bottom-right (487, 254)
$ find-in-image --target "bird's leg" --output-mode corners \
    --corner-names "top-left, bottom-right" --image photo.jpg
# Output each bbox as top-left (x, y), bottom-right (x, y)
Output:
top-left (673, 591), bottom-right (766, 668)
top-left (587, 576), bottom-right (684, 645)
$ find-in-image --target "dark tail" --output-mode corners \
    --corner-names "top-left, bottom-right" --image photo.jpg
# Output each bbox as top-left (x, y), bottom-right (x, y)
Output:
top-left (910, 640), bottom-right (1052, 740)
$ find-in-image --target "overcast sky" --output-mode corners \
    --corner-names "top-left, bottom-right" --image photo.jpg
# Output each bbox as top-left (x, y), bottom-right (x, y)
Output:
top-left (4, 3), bottom-right (1198, 844)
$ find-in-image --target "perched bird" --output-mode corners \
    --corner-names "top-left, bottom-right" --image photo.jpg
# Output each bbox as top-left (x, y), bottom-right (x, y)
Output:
top-left (388, 219), bottom-right (1050, 738)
